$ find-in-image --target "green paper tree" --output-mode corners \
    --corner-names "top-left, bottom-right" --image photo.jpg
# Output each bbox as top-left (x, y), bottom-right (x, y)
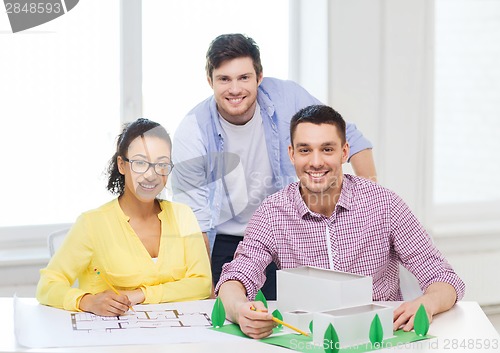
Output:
top-left (369, 313), bottom-right (384, 347)
top-left (211, 297), bottom-right (226, 328)
top-left (323, 323), bottom-right (340, 353)
top-left (254, 289), bottom-right (268, 309)
top-left (414, 304), bottom-right (430, 336)
top-left (272, 309), bottom-right (283, 329)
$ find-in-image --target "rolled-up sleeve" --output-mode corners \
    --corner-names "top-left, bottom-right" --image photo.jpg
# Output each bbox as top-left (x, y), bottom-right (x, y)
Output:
top-left (345, 122), bottom-right (373, 159)
top-left (391, 194), bottom-right (465, 301)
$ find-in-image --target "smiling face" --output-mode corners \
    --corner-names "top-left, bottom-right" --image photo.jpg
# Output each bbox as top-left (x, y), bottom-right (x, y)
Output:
top-left (208, 56), bottom-right (263, 125)
top-left (117, 135), bottom-right (171, 204)
top-left (288, 122), bottom-right (349, 208)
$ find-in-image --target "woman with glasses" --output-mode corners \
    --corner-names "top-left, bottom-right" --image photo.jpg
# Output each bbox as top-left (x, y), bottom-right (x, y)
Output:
top-left (36, 118), bottom-right (211, 316)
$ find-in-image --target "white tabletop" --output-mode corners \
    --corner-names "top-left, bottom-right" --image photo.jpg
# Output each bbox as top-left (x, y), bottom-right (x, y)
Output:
top-left (1, 298), bottom-right (498, 353)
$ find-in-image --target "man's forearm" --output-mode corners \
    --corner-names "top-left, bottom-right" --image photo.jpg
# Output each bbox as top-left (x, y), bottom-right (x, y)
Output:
top-left (218, 280), bottom-right (249, 324)
top-left (424, 282), bottom-right (457, 316)
top-left (350, 149), bottom-right (377, 182)
top-left (393, 281), bottom-right (458, 331)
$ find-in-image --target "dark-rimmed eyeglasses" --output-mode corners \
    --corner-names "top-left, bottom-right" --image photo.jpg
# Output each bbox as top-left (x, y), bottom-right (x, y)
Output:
top-left (122, 157), bottom-right (174, 176)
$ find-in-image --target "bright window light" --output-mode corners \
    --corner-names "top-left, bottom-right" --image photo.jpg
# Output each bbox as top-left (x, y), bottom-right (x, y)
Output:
top-left (0, 0), bottom-right (120, 226)
top-left (142, 0), bottom-right (289, 137)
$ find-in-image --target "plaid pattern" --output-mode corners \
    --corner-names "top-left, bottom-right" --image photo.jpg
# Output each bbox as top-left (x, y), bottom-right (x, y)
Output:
top-left (216, 174), bottom-right (465, 301)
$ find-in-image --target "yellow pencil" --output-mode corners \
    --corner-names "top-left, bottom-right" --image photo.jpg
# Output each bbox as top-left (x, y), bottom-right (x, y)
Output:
top-left (271, 316), bottom-right (310, 336)
top-left (250, 306), bottom-right (309, 336)
top-left (94, 268), bottom-right (136, 312)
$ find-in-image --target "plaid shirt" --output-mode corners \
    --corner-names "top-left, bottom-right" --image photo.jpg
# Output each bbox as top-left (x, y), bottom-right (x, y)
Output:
top-left (215, 174), bottom-right (465, 301)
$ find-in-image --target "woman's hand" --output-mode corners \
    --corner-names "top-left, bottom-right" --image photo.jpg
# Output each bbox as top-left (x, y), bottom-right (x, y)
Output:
top-left (79, 290), bottom-right (132, 316)
top-left (120, 288), bottom-right (145, 306)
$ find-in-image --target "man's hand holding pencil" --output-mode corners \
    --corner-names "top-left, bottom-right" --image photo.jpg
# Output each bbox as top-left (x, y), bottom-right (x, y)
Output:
top-left (218, 280), bottom-right (307, 339)
top-left (232, 300), bottom-right (310, 339)
top-left (235, 301), bottom-right (276, 339)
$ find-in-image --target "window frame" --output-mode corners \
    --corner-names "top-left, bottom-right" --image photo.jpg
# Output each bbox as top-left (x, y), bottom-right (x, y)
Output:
top-left (0, 0), bottom-right (137, 247)
top-left (0, 0), bottom-right (297, 248)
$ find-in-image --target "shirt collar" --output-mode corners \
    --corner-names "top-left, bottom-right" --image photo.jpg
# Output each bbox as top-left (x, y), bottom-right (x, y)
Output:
top-left (290, 175), bottom-right (355, 218)
top-left (256, 83), bottom-right (276, 118)
top-left (114, 198), bottom-right (130, 221)
top-left (290, 182), bottom-right (310, 218)
top-left (337, 174), bottom-right (354, 211)
top-left (211, 95), bottom-right (266, 138)
top-left (114, 198), bottom-right (169, 222)
top-left (209, 96), bottom-right (225, 138)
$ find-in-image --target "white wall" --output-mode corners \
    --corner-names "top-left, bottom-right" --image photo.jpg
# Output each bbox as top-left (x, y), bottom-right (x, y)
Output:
top-left (327, 0), bottom-right (433, 219)
top-left (323, 0), bottom-right (500, 306)
top-left (0, 224), bottom-right (71, 297)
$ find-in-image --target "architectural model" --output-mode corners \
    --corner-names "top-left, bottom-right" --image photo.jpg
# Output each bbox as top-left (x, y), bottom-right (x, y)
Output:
top-left (277, 266), bottom-right (394, 348)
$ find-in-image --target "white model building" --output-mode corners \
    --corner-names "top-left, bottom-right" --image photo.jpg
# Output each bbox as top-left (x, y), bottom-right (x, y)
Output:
top-left (277, 266), bottom-right (394, 348)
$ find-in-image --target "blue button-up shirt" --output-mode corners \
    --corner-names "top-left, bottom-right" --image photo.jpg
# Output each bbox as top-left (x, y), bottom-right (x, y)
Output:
top-left (171, 77), bottom-right (373, 250)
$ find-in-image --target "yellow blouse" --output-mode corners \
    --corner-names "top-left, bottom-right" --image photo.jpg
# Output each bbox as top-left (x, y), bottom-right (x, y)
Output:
top-left (36, 199), bottom-right (211, 311)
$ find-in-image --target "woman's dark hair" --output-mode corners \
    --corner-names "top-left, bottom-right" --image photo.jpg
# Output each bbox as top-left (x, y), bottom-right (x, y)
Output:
top-left (205, 33), bottom-right (263, 81)
top-left (106, 118), bottom-right (171, 195)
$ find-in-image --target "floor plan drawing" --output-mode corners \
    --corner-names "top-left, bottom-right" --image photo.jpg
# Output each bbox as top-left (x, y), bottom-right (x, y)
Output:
top-left (71, 309), bottom-right (212, 332)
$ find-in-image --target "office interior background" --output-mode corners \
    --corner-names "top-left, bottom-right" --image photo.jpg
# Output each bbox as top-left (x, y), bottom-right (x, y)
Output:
top-left (0, 0), bottom-right (499, 332)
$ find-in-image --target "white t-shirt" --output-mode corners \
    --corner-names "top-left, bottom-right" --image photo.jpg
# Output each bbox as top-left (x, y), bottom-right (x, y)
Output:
top-left (216, 103), bottom-right (277, 236)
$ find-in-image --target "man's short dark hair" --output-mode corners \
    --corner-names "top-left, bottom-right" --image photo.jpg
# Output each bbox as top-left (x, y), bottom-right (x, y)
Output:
top-left (290, 105), bottom-right (347, 145)
top-left (205, 33), bottom-right (263, 81)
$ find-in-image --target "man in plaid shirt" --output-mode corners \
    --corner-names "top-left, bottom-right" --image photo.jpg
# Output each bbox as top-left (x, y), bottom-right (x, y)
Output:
top-left (216, 104), bottom-right (465, 339)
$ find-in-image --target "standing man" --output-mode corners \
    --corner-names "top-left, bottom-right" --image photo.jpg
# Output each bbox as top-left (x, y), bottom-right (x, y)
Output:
top-left (216, 105), bottom-right (465, 339)
top-left (171, 34), bottom-right (376, 299)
